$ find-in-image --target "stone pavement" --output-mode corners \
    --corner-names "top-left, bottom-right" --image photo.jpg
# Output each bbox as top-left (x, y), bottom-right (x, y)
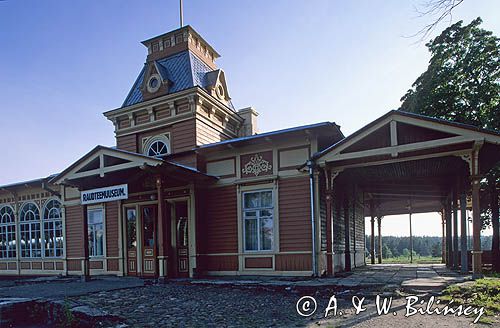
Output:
top-left (0, 264), bottom-right (472, 327)
top-left (0, 275), bottom-right (144, 299)
top-left (185, 264), bottom-right (470, 293)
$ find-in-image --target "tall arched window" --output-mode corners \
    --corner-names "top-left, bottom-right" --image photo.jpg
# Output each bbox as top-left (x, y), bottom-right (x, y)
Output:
top-left (43, 199), bottom-right (63, 257)
top-left (19, 202), bottom-right (41, 258)
top-left (0, 206), bottom-right (16, 258)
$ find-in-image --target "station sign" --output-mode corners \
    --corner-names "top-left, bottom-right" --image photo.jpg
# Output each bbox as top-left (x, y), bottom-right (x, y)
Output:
top-left (81, 184), bottom-right (128, 205)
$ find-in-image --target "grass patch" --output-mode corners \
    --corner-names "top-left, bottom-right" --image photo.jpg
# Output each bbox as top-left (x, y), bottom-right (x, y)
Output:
top-left (441, 277), bottom-right (500, 324)
top-left (366, 256), bottom-right (442, 264)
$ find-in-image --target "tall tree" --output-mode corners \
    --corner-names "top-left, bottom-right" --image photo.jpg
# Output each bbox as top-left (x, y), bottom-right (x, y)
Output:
top-left (399, 17), bottom-right (500, 270)
top-left (400, 18), bottom-right (499, 129)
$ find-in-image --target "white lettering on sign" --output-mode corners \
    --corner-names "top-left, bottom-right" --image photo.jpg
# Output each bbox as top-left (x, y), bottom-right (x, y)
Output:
top-left (81, 184), bottom-right (128, 205)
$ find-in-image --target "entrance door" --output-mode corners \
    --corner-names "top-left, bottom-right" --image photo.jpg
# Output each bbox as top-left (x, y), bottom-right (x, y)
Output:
top-left (175, 202), bottom-right (189, 277)
top-left (141, 205), bottom-right (157, 276)
top-left (125, 208), bottom-right (138, 275)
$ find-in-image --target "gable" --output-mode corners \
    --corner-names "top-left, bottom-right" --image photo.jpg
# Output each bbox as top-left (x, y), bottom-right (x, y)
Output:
top-left (52, 146), bottom-right (163, 185)
top-left (315, 110), bottom-right (500, 165)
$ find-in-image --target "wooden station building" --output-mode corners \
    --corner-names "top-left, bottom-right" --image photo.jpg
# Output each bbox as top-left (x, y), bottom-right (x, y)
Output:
top-left (0, 26), bottom-right (499, 279)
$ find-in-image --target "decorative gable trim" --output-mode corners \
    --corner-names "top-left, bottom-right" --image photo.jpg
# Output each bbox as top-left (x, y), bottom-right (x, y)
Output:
top-left (51, 146), bottom-right (163, 185)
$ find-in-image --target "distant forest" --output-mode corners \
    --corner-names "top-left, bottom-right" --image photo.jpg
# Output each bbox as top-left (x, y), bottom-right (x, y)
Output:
top-left (365, 235), bottom-right (493, 259)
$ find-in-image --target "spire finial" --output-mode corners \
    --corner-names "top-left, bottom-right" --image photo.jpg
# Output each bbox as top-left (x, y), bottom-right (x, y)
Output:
top-left (179, 0), bottom-right (184, 28)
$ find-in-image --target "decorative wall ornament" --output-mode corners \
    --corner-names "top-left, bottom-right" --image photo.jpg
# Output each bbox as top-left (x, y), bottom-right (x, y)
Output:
top-left (457, 153), bottom-right (472, 175)
top-left (242, 154), bottom-right (272, 176)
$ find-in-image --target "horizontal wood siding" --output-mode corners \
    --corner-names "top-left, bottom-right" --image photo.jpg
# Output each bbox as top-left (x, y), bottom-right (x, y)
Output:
top-left (199, 255), bottom-right (238, 271)
top-left (196, 120), bottom-right (230, 146)
top-left (65, 205), bottom-right (85, 258)
top-left (279, 177), bottom-right (312, 252)
top-left (106, 202), bottom-right (119, 258)
top-left (204, 186), bottom-right (238, 254)
top-left (169, 153), bottom-right (197, 169)
top-left (116, 134), bottom-right (137, 153)
top-left (172, 119), bottom-right (196, 152)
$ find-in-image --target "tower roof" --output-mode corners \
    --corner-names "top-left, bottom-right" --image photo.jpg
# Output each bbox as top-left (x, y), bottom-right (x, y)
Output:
top-left (122, 50), bottom-right (233, 109)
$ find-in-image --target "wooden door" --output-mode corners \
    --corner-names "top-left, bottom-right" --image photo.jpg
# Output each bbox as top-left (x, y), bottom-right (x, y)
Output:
top-left (141, 205), bottom-right (157, 276)
top-left (125, 208), bottom-right (138, 276)
top-left (175, 202), bottom-right (189, 277)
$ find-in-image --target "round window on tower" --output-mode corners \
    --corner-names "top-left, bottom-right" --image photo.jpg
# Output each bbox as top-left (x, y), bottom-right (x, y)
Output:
top-left (216, 84), bottom-right (225, 100)
top-left (147, 74), bottom-right (161, 93)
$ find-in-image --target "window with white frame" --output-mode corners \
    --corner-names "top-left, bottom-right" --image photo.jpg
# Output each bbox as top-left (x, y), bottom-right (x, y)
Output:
top-left (43, 199), bottom-right (63, 257)
top-left (0, 205), bottom-right (16, 259)
top-left (19, 202), bottom-right (42, 258)
top-left (243, 190), bottom-right (274, 251)
top-left (144, 135), bottom-right (170, 158)
top-left (87, 208), bottom-right (104, 257)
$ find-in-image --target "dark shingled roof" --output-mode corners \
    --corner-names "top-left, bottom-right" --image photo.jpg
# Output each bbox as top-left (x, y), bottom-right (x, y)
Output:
top-left (122, 50), bottom-right (234, 109)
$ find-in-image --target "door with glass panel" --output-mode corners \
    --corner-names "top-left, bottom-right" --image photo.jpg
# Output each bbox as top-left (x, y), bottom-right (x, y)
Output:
top-left (87, 208), bottom-right (104, 258)
top-left (141, 205), bottom-right (157, 276)
top-left (174, 202), bottom-right (189, 277)
top-left (125, 208), bottom-right (138, 275)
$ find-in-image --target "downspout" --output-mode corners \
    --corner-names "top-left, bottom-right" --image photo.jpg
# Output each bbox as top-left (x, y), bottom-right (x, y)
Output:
top-left (307, 160), bottom-right (318, 277)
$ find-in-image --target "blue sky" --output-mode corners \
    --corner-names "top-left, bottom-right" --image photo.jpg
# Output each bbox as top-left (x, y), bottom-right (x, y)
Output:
top-left (0, 1), bottom-right (498, 235)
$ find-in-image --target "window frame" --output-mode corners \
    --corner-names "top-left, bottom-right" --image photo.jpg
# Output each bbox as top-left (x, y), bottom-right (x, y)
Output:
top-left (0, 205), bottom-right (16, 259)
top-left (42, 199), bottom-right (64, 258)
top-left (242, 189), bottom-right (275, 253)
top-left (87, 207), bottom-right (105, 258)
top-left (19, 202), bottom-right (42, 258)
top-left (143, 134), bottom-right (171, 158)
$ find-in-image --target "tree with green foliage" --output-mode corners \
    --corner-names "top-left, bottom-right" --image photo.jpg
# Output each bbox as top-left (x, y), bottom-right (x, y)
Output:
top-left (382, 244), bottom-right (393, 259)
top-left (399, 17), bottom-right (500, 270)
top-left (400, 17), bottom-right (499, 130)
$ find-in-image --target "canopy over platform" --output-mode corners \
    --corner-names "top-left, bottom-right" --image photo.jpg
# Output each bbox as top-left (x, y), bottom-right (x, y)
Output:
top-left (313, 110), bottom-right (500, 277)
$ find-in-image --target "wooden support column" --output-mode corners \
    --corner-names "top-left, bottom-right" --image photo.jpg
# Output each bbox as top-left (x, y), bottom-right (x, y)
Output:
top-left (82, 205), bottom-right (90, 282)
top-left (156, 177), bottom-right (166, 279)
top-left (325, 169), bottom-right (334, 275)
top-left (452, 187), bottom-right (459, 270)
top-left (370, 200), bottom-right (375, 265)
top-left (489, 176), bottom-right (500, 272)
top-left (470, 144), bottom-right (483, 279)
top-left (445, 198), bottom-right (452, 267)
top-left (377, 216), bottom-right (382, 264)
top-left (344, 195), bottom-right (352, 271)
top-left (460, 192), bottom-right (468, 274)
top-left (471, 175), bottom-right (482, 278)
top-left (441, 210), bottom-right (446, 264)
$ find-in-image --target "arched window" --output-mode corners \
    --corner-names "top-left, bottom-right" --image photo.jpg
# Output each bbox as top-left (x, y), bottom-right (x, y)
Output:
top-left (43, 199), bottom-right (63, 257)
top-left (147, 140), bottom-right (169, 158)
top-left (0, 206), bottom-right (16, 258)
top-left (19, 202), bottom-right (41, 258)
top-left (144, 135), bottom-right (170, 158)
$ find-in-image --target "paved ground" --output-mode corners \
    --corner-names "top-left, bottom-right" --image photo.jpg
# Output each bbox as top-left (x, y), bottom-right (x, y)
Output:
top-left (0, 264), bottom-right (491, 327)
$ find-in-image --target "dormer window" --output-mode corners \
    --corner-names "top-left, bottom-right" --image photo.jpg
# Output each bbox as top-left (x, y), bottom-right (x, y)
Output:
top-left (216, 84), bottom-right (225, 100)
top-left (146, 74), bottom-right (161, 93)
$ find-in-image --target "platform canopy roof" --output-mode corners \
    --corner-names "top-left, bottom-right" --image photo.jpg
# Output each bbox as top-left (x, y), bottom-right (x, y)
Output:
top-left (313, 110), bottom-right (500, 216)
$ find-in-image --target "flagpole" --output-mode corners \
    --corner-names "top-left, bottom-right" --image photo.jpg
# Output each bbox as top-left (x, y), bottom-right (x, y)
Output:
top-left (180, 0), bottom-right (184, 27)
